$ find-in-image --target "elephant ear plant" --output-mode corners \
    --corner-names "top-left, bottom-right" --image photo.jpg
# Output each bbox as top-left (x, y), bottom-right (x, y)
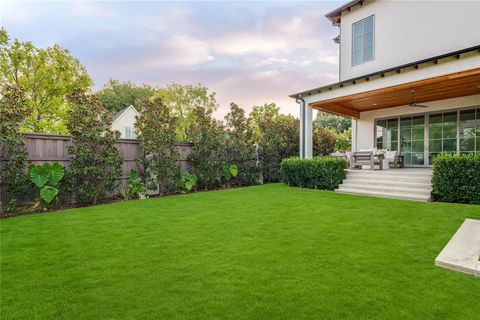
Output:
top-left (223, 164), bottom-right (238, 188)
top-left (28, 162), bottom-right (65, 210)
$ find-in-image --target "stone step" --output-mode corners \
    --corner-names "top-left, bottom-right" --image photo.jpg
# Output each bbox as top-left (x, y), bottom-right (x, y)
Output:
top-left (340, 179), bottom-right (431, 190)
top-left (335, 187), bottom-right (430, 201)
top-left (346, 170), bottom-right (432, 178)
top-left (337, 184), bottom-right (431, 197)
top-left (345, 175), bottom-right (432, 184)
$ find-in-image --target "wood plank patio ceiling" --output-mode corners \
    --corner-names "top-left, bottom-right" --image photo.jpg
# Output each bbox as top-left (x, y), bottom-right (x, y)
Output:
top-left (310, 68), bottom-right (480, 119)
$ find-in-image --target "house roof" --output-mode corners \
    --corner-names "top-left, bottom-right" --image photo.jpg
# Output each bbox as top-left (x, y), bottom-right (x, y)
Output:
top-left (325, 0), bottom-right (365, 25)
top-left (289, 45), bottom-right (480, 100)
top-left (111, 105), bottom-right (139, 125)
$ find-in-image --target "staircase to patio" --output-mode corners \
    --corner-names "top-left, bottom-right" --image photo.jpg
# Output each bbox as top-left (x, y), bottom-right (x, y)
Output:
top-left (335, 168), bottom-right (432, 201)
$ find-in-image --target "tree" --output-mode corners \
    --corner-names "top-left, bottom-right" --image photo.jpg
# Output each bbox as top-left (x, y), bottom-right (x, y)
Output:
top-left (66, 90), bottom-right (122, 205)
top-left (0, 28), bottom-right (92, 134)
top-left (335, 128), bottom-right (352, 151)
top-left (155, 83), bottom-right (218, 141)
top-left (313, 127), bottom-right (337, 156)
top-left (224, 103), bottom-right (259, 185)
top-left (135, 96), bottom-right (180, 194)
top-left (250, 103), bottom-right (299, 182)
top-left (96, 79), bottom-right (156, 114)
top-left (313, 112), bottom-right (351, 134)
top-left (0, 84), bottom-right (29, 211)
top-left (188, 105), bottom-right (226, 190)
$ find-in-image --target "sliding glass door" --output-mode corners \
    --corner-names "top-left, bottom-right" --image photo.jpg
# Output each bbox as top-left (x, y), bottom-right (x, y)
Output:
top-left (374, 107), bottom-right (479, 167)
top-left (428, 111), bottom-right (457, 164)
top-left (400, 115), bottom-right (425, 166)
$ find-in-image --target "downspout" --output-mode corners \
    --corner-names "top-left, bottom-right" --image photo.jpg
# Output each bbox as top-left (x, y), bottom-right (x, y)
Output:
top-left (296, 96), bottom-right (306, 158)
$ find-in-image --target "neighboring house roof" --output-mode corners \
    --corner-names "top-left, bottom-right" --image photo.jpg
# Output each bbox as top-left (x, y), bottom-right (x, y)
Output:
top-left (289, 45), bottom-right (480, 99)
top-left (111, 105), bottom-right (140, 126)
top-left (325, 0), bottom-right (366, 25)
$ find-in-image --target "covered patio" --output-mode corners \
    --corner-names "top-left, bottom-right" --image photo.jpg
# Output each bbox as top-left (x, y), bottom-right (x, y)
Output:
top-left (291, 46), bottom-right (480, 163)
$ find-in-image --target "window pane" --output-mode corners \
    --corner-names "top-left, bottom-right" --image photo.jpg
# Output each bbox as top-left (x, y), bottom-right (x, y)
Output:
top-left (443, 124), bottom-right (456, 139)
top-left (364, 16), bottom-right (374, 33)
top-left (363, 32), bottom-right (373, 48)
top-left (353, 36), bottom-right (362, 51)
top-left (429, 113), bottom-right (442, 124)
top-left (353, 50), bottom-right (362, 65)
top-left (363, 46), bottom-right (373, 61)
top-left (412, 127), bottom-right (424, 140)
top-left (429, 124), bottom-right (442, 139)
top-left (353, 21), bottom-right (363, 37)
top-left (443, 111), bottom-right (457, 124)
top-left (429, 139), bottom-right (442, 152)
top-left (412, 140), bottom-right (424, 153)
top-left (460, 137), bottom-right (475, 151)
top-left (443, 138), bottom-right (457, 152)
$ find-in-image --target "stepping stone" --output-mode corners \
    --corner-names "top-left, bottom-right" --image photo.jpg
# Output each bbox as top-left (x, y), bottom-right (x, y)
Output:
top-left (435, 219), bottom-right (480, 276)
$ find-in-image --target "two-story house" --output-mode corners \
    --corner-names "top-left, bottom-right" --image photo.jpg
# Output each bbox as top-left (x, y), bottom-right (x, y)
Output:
top-left (291, 0), bottom-right (480, 168)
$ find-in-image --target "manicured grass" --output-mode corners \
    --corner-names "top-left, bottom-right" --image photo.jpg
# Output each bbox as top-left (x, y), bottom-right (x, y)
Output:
top-left (1, 184), bottom-right (479, 319)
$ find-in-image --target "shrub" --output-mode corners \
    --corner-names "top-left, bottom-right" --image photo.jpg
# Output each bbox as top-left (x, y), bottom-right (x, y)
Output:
top-left (179, 172), bottom-right (197, 192)
top-left (136, 96), bottom-right (180, 195)
top-left (188, 105), bottom-right (226, 190)
top-left (0, 84), bottom-right (29, 212)
top-left (66, 90), bottom-right (123, 205)
top-left (119, 170), bottom-right (146, 200)
top-left (280, 157), bottom-right (347, 190)
top-left (224, 103), bottom-right (260, 185)
top-left (313, 127), bottom-right (337, 156)
top-left (432, 153), bottom-right (480, 204)
top-left (28, 162), bottom-right (65, 209)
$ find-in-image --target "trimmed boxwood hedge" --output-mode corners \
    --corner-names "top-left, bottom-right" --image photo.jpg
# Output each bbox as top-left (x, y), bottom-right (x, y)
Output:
top-left (280, 157), bottom-right (347, 190)
top-left (432, 153), bottom-right (480, 204)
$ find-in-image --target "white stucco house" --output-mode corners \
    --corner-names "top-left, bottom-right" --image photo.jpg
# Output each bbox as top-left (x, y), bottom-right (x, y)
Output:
top-left (111, 105), bottom-right (139, 139)
top-left (292, 0), bottom-right (480, 167)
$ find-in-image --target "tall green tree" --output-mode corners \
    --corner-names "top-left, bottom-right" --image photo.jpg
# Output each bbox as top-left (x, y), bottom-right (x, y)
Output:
top-left (0, 84), bottom-right (29, 211)
top-left (313, 111), bottom-right (351, 134)
top-left (188, 105), bottom-right (226, 190)
top-left (224, 103), bottom-right (259, 185)
top-left (135, 96), bottom-right (180, 194)
top-left (155, 83), bottom-right (218, 141)
top-left (66, 90), bottom-right (122, 205)
top-left (250, 103), bottom-right (299, 182)
top-left (0, 28), bottom-right (92, 134)
top-left (96, 79), bottom-right (156, 114)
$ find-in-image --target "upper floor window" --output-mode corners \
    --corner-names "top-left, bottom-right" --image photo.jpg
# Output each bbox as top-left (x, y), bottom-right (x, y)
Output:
top-left (125, 127), bottom-right (136, 139)
top-left (352, 15), bottom-right (374, 66)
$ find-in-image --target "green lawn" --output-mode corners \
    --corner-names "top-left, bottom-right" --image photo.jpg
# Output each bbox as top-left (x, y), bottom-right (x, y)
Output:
top-left (1, 184), bottom-right (479, 319)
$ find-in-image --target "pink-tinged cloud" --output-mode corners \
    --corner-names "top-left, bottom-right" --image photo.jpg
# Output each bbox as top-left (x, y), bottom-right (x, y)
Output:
top-left (1, 1), bottom-right (343, 118)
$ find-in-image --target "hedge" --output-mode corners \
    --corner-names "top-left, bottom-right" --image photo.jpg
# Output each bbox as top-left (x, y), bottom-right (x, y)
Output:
top-left (431, 153), bottom-right (480, 204)
top-left (280, 157), bottom-right (347, 190)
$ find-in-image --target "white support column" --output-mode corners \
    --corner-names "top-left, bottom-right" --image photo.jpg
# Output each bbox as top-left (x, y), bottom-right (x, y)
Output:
top-left (299, 101), bottom-right (313, 159)
top-left (351, 119), bottom-right (357, 152)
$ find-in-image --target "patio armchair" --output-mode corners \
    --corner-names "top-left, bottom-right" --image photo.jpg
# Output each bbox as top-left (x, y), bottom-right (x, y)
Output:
top-left (385, 151), bottom-right (405, 168)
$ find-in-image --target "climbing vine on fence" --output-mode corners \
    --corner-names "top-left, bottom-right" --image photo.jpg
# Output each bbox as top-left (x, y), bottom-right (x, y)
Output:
top-left (66, 90), bottom-right (122, 204)
top-left (0, 84), bottom-right (29, 211)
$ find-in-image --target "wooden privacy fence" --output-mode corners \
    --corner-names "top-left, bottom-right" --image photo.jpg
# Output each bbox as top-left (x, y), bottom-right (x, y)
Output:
top-left (1, 133), bottom-right (193, 204)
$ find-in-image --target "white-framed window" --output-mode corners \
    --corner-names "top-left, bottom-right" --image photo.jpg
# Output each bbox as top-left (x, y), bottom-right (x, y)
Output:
top-left (125, 127), bottom-right (136, 139)
top-left (352, 15), bottom-right (374, 66)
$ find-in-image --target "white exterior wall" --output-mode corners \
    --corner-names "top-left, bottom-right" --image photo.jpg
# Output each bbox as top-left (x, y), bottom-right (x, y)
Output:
top-left (355, 95), bottom-right (480, 151)
top-left (111, 107), bottom-right (138, 139)
top-left (339, 0), bottom-right (480, 80)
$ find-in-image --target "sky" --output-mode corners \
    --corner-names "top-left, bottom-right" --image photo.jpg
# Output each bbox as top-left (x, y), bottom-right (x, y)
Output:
top-left (1, 0), bottom-right (343, 119)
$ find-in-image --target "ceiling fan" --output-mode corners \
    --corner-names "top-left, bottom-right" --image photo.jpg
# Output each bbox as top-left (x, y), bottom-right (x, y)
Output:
top-left (409, 89), bottom-right (429, 108)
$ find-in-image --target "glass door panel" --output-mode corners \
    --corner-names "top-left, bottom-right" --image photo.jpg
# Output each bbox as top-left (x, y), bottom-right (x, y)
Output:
top-left (375, 118), bottom-right (398, 151)
top-left (401, 115), bottom-right (425, 166)
top-left (428, 111), bottom-right (459, 164)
